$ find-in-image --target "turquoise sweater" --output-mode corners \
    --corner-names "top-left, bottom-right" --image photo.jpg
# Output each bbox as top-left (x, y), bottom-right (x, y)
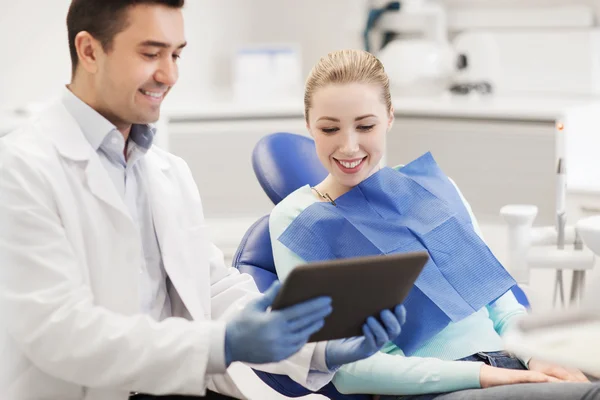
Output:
top-left (269, 183), bottom-right (529, 396)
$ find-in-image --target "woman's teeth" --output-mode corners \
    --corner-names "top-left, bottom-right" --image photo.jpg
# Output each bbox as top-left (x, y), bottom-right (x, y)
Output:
top-left (339, 159), bottom-right (363, 168)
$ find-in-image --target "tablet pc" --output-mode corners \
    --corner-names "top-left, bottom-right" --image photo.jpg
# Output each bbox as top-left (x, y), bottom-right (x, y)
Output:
top-left (271, 251), bottom-right (429, 342)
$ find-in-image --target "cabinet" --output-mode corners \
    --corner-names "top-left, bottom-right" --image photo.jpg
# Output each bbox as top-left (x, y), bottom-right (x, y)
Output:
top-left (387, 116), bottom-right (558, 225)
top-left (169, 117), bottom-right (308, 220)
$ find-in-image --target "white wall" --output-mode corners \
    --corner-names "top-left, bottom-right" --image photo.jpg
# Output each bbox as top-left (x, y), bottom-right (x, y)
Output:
top-left (0, 0), bottom-right (72, 110)
top-left (0, 0), bottom-right (367, 110)
top-left (170, 0), bottom-right (369, 104)
top-left (3, 0), bottom-right (600, 110)
top-left (166, 0), bottom-right (254, 104)
top-left (243, 0), bottom-right (367, 79)
top-left (0, 0), bottom-right (252, 109)
top-left (446, 0), bottom-right (600, 13)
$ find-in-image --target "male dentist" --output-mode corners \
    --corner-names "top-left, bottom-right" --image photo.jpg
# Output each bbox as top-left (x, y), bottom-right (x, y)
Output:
top-left (0, 1), bottom-right (406, 399)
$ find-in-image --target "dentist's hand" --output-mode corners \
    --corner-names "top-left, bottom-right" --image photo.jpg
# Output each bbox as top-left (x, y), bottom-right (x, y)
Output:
top-left (225, 282), bottom-right (332, 366)
top-left (325, 304), bottom-right (406, 370)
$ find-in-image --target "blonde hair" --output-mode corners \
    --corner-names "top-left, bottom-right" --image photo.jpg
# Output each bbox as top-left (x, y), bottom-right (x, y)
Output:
top-left (304, 49), bottom-right (392, 123)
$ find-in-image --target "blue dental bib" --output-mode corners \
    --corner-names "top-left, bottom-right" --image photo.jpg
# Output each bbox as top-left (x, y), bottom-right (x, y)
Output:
top-left (278, 152), bottom-right (516, 354)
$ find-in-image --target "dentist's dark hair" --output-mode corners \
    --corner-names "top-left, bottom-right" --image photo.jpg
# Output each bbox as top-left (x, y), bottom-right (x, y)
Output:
top-left (67, 0), bottom-right (185, 76)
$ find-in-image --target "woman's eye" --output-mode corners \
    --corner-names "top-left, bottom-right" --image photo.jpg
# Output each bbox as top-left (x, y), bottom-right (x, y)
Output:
top-left (321, 127), bottom-right (339, 134)
top-left (144, 53), bottom-right (159, 59)
top-left (358, 125), bottom-right (375, 132)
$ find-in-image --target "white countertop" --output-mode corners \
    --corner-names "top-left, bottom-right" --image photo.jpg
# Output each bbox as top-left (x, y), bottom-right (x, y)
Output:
top-left (163, 93), bottom-right (600, 122)
top-left (392, 94), bottom-right (600, 121)
top-left (3, 94), bottom-right (600, 132)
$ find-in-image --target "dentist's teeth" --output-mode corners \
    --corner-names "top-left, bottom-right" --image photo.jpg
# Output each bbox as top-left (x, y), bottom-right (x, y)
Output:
top-left (141, 90), bottom-right (163, 98)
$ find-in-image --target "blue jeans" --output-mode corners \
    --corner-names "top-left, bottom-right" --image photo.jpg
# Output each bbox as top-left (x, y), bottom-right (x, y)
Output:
top-left (462, 351), bottom-right (527, 369)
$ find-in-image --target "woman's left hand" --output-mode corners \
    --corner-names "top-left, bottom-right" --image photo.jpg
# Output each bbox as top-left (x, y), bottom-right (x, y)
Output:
top-left (528, 358), bottom-right (590, 382)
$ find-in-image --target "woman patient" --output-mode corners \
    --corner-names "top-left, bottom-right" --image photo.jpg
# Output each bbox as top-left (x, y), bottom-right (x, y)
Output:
top-left (269, 49), bottom-right (598, 400)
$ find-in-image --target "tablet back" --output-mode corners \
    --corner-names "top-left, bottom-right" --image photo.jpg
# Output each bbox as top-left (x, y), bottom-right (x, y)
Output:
top-left (271, 251), bottom-right (429, 342)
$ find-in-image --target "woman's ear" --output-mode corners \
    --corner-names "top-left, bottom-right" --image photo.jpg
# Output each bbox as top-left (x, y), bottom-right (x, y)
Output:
top-left (306, 122), bottom-right (314, 137)
top-left (387, 108), bottom-right (395, 131)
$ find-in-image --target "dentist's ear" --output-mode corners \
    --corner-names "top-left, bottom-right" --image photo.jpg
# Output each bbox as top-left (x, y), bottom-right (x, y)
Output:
top-left (74, 31), bottom-right (102, 74)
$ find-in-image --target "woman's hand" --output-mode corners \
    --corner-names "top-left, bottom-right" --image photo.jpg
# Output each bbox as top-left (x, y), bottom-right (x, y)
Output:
top-left (528, 358), bottom-right (589, 382)
top-left (479, 364), bottom-right (559, 388)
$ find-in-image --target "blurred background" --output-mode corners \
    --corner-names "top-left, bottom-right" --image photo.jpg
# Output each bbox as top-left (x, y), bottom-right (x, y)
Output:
top-left (3, 0), bottom-right (600, 310)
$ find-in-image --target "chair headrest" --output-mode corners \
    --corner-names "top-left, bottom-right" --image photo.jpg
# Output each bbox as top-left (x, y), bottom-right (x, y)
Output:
top-left (252, 132), bottom-right (328, 205)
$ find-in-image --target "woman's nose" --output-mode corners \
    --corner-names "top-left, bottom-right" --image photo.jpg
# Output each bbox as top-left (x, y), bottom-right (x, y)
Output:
top-left (339, 135), bottom-right (360, 155)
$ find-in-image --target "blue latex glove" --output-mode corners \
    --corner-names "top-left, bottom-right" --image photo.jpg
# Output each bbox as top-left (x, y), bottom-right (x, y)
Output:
top-left (225, 281), bottom-right (332, 366)
top-left (325, 304), bottom-right (407, 370)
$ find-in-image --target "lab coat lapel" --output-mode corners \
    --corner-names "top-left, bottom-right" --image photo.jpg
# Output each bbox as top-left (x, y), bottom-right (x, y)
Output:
top-left (84, 157), bottom-right (132, 220)
top-left (41, 101), bottom-right (132, 220)
top-left (143, 152), bottom-right (206, 320)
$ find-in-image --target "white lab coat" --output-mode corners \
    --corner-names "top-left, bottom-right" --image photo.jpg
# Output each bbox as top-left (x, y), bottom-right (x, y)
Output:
top-left (0, 101), bottom-right (333, 400)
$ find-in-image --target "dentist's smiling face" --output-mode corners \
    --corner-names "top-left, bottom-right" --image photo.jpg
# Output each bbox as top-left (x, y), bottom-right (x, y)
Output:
top-left (307, 82), bottom-right (393, 190)
top-left (74, 4), bottom-right (186, 132)
top-left (96, 4), bottom-right (186, 128)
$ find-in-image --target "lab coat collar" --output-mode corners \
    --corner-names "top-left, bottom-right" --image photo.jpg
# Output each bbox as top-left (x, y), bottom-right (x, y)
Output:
top-left (61, 87), bottom-right (117, 152)
top-left (39, 100), bottom-right (132, 219)
top-left (38, 101), bottom-right (95, 162)
top-left (147, 149), bottom-right (171, 171)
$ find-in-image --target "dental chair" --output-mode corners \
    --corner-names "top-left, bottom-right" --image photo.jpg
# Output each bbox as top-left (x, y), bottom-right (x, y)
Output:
top-left (232, 132), bottom-right (531, 399)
